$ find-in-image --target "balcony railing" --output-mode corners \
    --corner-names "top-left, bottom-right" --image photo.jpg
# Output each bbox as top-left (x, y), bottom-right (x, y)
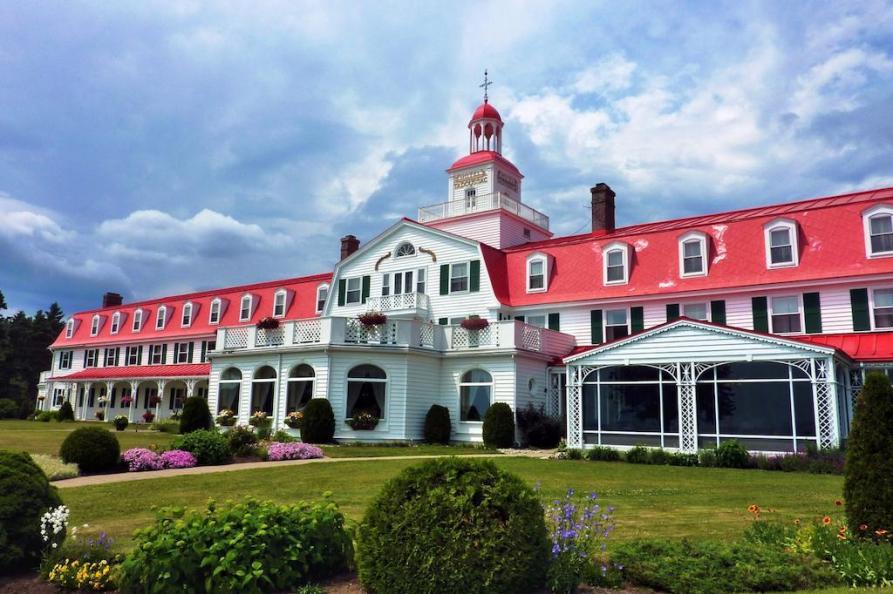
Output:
top-left (215, 318), bottom-right (576, 357)
top-left (365, 292), bottom-right (430, 314)
top-left (418, 192), bottom-right (550, 230)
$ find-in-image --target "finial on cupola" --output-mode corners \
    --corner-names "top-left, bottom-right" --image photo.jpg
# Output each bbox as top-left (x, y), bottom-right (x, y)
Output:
top-left (479, 69), bottom-right (492, 103)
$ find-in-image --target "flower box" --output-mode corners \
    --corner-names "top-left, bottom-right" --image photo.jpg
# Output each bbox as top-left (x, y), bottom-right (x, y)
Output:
top-left (249, 411), bottom-right (272, 428)
top-left (461, 316), bottom-right (490, 331)
top-left (358, 311), bottom-right (387, 327)
top-left (256, 317), bottom-right (280, 330)
top-left (346, 411), bottom-right (380, 430)
top-left (284, 411), bottom-right (304, 429)
top-left (216, 409), bottom-right (237, 427)
top-left (142, 410), bottom-right (155, 423)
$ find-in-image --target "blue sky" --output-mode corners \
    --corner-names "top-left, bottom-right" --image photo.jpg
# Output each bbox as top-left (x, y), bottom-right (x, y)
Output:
top-left (1, 1), bottom-right (892, 315)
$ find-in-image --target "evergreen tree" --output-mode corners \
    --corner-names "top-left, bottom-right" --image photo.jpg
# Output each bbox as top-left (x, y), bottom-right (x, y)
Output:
top-left (844, 371), bottom-right (893, 533)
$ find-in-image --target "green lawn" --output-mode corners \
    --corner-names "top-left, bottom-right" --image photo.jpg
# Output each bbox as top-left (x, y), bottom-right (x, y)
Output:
top-left (63, 457), bottom-right (844, 550)
top-left (0, 419), bottom-right (175, 455)
top-left (319, 443), bottom-right (495, 458)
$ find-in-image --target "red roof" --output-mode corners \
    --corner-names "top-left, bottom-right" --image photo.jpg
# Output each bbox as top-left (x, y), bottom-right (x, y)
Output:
top-left (794, 332), bottom-right (893, 362)
top-left (471, 101), bottom-right (502, 122)
top-left (53, 273), bottom-right (332, 349)
top-left (495, 186), bottom-right (893, 306)
top-left (49, 363), bottom-right (211, 381)
top-left (447, 151), bottom-right (523, 178)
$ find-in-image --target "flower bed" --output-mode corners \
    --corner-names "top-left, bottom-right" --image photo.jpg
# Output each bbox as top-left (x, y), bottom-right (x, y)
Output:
top-left (121, 448), bottom-right (196, 472)
top-left (266, 442), bottom-right (324, 461)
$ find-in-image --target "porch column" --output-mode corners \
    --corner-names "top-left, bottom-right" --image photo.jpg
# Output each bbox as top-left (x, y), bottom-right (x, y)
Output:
top-left (156, 379), bottom-right (166, 421)
top-left (128, 381), bottom-right (138, 423)
top-left (105, 381), bottom-right (113, 422)
top-left (677, 363), bottom-right (699, 454)
top-left (565, 365), bottom-right (583, 448)
top-left (812, 357), bottom-right (839, 450)
top-left (43, 382), bottom-right (53, 411)
top-left (186, 379), bottom-right (196, 399)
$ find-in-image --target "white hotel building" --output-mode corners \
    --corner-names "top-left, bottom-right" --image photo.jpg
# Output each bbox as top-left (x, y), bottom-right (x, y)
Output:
top-left (38, 97), bottom-right (893, 453)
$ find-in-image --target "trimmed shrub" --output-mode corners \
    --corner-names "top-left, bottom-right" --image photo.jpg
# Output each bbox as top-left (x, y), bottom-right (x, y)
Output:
top-left (271, 429), bottom-right (296, 443)
top-left (227, 425), bottom-right (259, 457)
top-left (715, 439), bottom-right (749, 468)
top-left (179, 396), bottom-right (213, 434)
top-left (584, 446), bottom-right (621, 462)
top-left (57, 401), bottom-right (74, 422)
top-left (0, 451), bottom-right (64, 572)
top-left (0, 398), bottom-right (18, 419)
top-left (423, 404), bottom-right (451, 444)
top-left (356, 457), bottom-right (548, 594)
top-left (59, 427), bottom-right (120, 473)
top-left (625, 445), bottom-right (651, 464)
top-left (302, 399), bottom-right (336, 444)
top-left (113, 415), bottom-right (129, 431)
top-left (119, 498), bottom-right (352, 593)
top-left (648, 448), bottom-right (672, 465)
top-left (36, 410), bottom-right (58, 422)
top-left (669, 452), bottom-right (700, 467)
top-left (172, 429), bottom-right (230, 466)
top-left (846, 371), bottom-right (893, 534)
top-left (516, 402), bottom-right (561, 449)
top-left (698, 448), bottom-right (718, 467)
top-left (482, 402), bottom-right (515, 448)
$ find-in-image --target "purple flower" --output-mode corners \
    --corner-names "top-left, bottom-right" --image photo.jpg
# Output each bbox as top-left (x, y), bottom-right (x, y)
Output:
top-left (266, 442), bottom-right (324, 461)
top-left (121, 448), bottom-right (163, 472)
top-left (160, 449), bottom-right (197, 469)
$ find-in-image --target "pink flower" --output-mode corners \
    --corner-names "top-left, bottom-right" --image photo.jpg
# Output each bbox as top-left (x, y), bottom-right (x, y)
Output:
top-left (159, 449), bottom-right (197, 469)
top-left (121, 448), bottom-right (163, 472)
top-left (266, 442), bottom-right (324, 462)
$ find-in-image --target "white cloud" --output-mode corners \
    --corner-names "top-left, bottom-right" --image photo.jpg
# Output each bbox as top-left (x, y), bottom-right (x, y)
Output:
top-left (573, 54), bottom-right (637, 95)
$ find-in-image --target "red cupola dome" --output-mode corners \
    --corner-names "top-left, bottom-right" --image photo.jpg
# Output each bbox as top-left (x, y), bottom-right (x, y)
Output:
top-left (470, 101), bottom-right (502, 123)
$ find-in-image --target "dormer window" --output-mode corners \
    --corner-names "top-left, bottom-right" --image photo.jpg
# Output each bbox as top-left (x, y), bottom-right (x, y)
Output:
top-left (316, 284), bottom-right (329, 314)
top-left (155, 306), bottom-right (167, 330)
top-left (65, 319), bottom-right (74, 339)
top-left (240, 295), bottom-right (253, 322)
top-left (273, 290), bottom-right (287, 318)
top-left (181, 302), bottom-right (193, 327)
top-left (110, 312), bottom-right (121, 335)
top-left (679, 232), bottom-right (707, 277)
top-left (602, 242), bottom-right (630, 285)
top-left (394, 242), bottom-right (416, 258)
top-left (90, 315), bottom-right (100, 336)
top-left (209, 299), bottom-right (221, 325)
top-left (132, 309), bottom-right (143, 332)
top-left (864, 206), bottom-right (893, 257)
top-left (764, 219), bottom-right (798, 267)
top-left (526, 254), bottom-right (547, 292)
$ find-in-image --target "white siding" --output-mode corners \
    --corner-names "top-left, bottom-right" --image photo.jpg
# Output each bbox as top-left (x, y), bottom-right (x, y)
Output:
top-left (442, 355), bottom-right (516, 442)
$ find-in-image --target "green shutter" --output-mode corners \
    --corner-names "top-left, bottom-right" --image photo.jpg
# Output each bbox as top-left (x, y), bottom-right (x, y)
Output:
top-left (514, 315), bottom-right (525, 322)
top-left (803, 292), bottom-right (823, 334)
top-left (752, 296), bottom-right (769, 332)
top-left (439, 264), bottom-right (450, 295)
top-left (711, 300), bottom-right (727, 325)
top-left (187, 342), bottom-right (194, 363)
top-left (666, 304), bottom-right (680, 322)
top-left (438, 317), bottom-right (448, 325)
top-left (161, 344), bottom-right (167, 362)
top-left (631, 306), bottom-right (644, 333)
top-left (590, 310), bottom-right (603, 344)
top-left (337, 279), bottom-right (346, 306)
top-left (469, 259), bottom-right (481, 292)
top-left (361, 275), bottom-right (370, 304)
top-left (548, 313), bottom-right (560, 331)
top-left (850, 288), bottom-right (870, 331)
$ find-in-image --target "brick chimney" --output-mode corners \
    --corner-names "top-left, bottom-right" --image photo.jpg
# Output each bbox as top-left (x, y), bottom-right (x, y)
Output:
top-left (102, 292), bottom-right (123, 308)
top-left (591, 183), bottom-right (616, 233)
top-left (340, 234), bottom-right (360, 260)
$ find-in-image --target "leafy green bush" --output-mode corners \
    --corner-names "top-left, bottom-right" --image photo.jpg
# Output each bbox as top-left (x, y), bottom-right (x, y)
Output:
top-left (119, 498), bottom-right (352, 594)
top-left (482, 402), bottom-right (515, 448)
top-left (845, 371), bottom-right (893, 534)
top-left (516, 403), bottom-right (561, 449)
top-left (648, 448), bottom-right (672, 465)
top-left (36, 410), bottom-right (58, 422)
top-left (30, 454), bottom-right (79, 481)
top-left (0, 398), bottom-right (18, 419)
top-left (584, 446), bottom-right (621, 462)
top-left (179, 396), bottom-right (213, 434)
top-left (698, 448), bottom-right (717, 467)
top-left (612, 538), bottom-right (837, 594)
top-left (301, 399), bottom-right (335, 444)
top-left (563, 448), bottom-right (584, 460)
top-left (59, 427), bottom-right (120, 473)
top-left (57, 401), bottom-right (74, 422)
top-left (151, 420), bottom-right (180, 434)
top-left (356, 457), bottom-right (548, 594)
top-left (423, 404), bottom-right (451, 444)
top-left (171, 429), bottom-right (231, 466)
top-left (669, 452), bottom-right (700, 466)
top-left (271, 429), bottom-right (296, 443)
top-left (0, 451), bottom-right (63, 572)
top-left (227, 425), bottom-right (259, 457)
top-left (625, 445), bottom-right (651, 464)
top-left (715, 440), bottom-right (749, 468)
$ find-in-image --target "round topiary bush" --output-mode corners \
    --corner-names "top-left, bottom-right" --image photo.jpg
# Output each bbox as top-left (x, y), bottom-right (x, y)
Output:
top-left (302, 398), bottom-right (335, 444)
top-left (715, 439), bottom-right (749, 468)
top-left (482, 402), bottom-right (515, 448)
top-left (171, 429), bottom-right (231, 466)
top-left (57, 401), bottom-right (74, 422)
top-left (179, 396), bottom-right (213, 434)
top-left (59, 427), bottom-right (120, 473)
top-left (0, 451), bottom-right (63, 572)
top-left (423, 404), bottom-right (451, 444)
top-left (356, 457), bottom-right (549, 594)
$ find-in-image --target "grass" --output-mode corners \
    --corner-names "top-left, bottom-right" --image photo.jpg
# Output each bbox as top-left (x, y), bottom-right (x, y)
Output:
top-left (0, 419), bottom-right (175, 456)
top-left (62, 457), bottom-right (845, 550)
top-left (319, 443), bottom-right (495, 458)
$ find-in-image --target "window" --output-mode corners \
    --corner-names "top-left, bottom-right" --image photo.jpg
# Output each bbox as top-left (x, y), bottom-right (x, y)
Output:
top-left (682, 303), bottom-right (709, 321)
top-left (84, 349), bottom-right (99, 368)
top-left (346, 278), bottom-right (362, 304)
top-left (239, 295), bottom-right (252, 322)
top-left (381, 274), bottom-right (390, 297)
top-left (527, 256), bottom-right (546, 292)
top-left (90, 315), bottom-right (100, 336)
top-left (346, 364), bottom-right (386, 420)
top-left (605, 309), bottom-right (629, 341)
top-left (394, 242), bottom-right (416, 258)
top-left (602, 242), bottom-right (629, 285)
top-left (450, 262), bottom-right (469, 293)
top-left (65, 319), bottom-right (74, 338)
top-left (132, 309), bottom-right (143, 332)
top-left (104, 347), bottom-right (119, 367)
top-left (465, 188), bottom-right (476, 209)
top-left (58, 351), bottom-right (73, 369)
top-left (316, 285), bottom-right (329, 313)
top-left (149, 344), bottom-right (166, 365)
top-left (416, 269), bottom-right (426, 294)
top-left (200, 340), bottom-right (216, 363)
top-left (173, 342), bottom-right (192, 364)
top-left (273, 291), bottom-right (286, 318)
top-left (770, 295), bottom-right (801, 333)
top-left (383, 270), bottom-right (425, 297)
top-left (765, 220), bottom-right (798, 267)
top-left (526, 314), bottom-right (547, 328)
top-left (218, 367), bottom-right (242, 414)
top-left (678, 232), bottom-right (708, 277)
top-left (125, 345), bottom-right (143, 366)
top-left (181, 302), bottom-right (193, 327)
top-left (156, 306), bottom-right (167, 330)
top-left (168, 385), bottom-right (186, 411)
top-left (873, 289), bottom-right (893, 328)
top-left (251, 366), bottom-right (276, 416)
top-left (209, 299), bottom-right (221, 325)
top-left (868, 212), bottom-right (893, 256)
top-left (460, 369), bottom-right (492, 421)
top-left (286, 364), bottom-right (315, 412)
top-left (110, 312), bottom-right (121, 334)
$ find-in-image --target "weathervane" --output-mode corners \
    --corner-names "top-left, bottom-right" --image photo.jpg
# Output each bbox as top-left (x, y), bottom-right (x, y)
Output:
top-left (479, 70), bottom-right (492, 103)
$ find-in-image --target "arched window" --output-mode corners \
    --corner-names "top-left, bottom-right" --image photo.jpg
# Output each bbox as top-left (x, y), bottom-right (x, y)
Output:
top-left (316, 284), bottom-right (329, 314)
top-left (156, 306), bottom-right (167, 330)
top-left (394, 242), bottom-right (416, 258)
top-left (251, 366), bottom-right (277, 415)
top-left (209, 298), bottom-right (221, 324)
top-left (65, 319), bottom-right (75, 338)
top-left (286, 364), bottom-right (315, 412)
top-left (110, 312), bottom-right (121, 334)
top-left (679, 231), bottom-right (708, 277)
top-left (346, 364), bottom-right (386, 420)
top-left (218, 367), bottom-right (242, 414)
top-left (181, 302), bottom-right (193, 327)
top-left (764, 220), bottom-right (798, 268)
top-left (526, 254), bottom-right (547, 292)
top-left (273, 290), bottom-right (287, 317)
top-left (90, 315), bottom-right (101, 336)
top-left (460, 369), bottom-right (492, 422)
top-left (602, 242), bottom-right (630, 285)
top-left (863, 206), bottom-right (893, 257)
top-left (240, 295), bottom-right (253, 322)
top-left (132, 309), bottom-right (143, 332)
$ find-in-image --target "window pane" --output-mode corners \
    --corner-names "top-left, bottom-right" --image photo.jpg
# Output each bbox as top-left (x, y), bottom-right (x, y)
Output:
top-left (290, 364), bottom-right (315, 378)
top-left (599, 384), bottom-right (661, 432)
top-left (600, 365), bottom-right (659, 382)
top-left (462, 369), bottom-right (492, 383)
top-left (605, 325), bottom-right (629, 341)
top-left (607, 250), bottom-right (623, 266)
top-left (770, 228), bottom-right (790, 247)
top-left (696, 383), bottom-right (716, 434)
top-left (682, 303), bottom-right (708, 320)
top-left (582, 384), bottom-right (598, 430)
top-left (793, 382), bottom-right (816, 437)
top-left (716, 382), bottom-right (793, 435)
top-left (348, 364), bottom-right (386, 379)
top-left (251, 381), bottom-right (275, 415)
top-left (771, 245), bottom-right (793, 264)
top-left (683, 240), bottom-right (701, 258)
top-left (772, 296), bottom-right (798, 314)
top-left (530, 260), bottom-right (543, 276)
top-left (347, 380), bottom-right (385, 418)
top-left (663, 384), bottom-right (679, 433)
top-left (714, 361), bottom-right (792, 380)
top-left (606, 265), bottom-right (624, 282)
top-left (529, 274), bottom-right (544, 289)
top-left (871, 215), bottom-right (893, 235)
top-left (875, 308), bottom-right (893, 328)
top-left (876, 289), bottom-right (893, 308)
top-left (286, 380), bottom-right (314, 411)
top-left (527, 315), bottom-right (546, 328)
top-left (460, 384), bottom-right (491, 421)
top-left (221, 367), bottom-right (242, 381)
top-left (871, 234), bottom-right (893, 253)
top-left (218, 383), bottom-right (240, 413)
top-left (772, 313), bottom-right (801, 333)
top-left (606, 309), bottom-right (627, 325)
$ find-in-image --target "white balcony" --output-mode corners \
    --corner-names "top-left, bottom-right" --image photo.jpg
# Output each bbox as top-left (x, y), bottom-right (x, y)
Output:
top-left (364, 292), bottom-right (430, 318)
top-left (418, 192), bottom-right (549, 231)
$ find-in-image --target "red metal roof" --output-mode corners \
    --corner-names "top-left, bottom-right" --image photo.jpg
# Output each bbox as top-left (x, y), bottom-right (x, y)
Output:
top-left (471, 101), bottom-right (502, 122)
top-left (794, 332), bottom-right (893, 362)
top-left (49, 363), bottom-right (211, 381)
top-left (447, 151), bottom-right (523, 177)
